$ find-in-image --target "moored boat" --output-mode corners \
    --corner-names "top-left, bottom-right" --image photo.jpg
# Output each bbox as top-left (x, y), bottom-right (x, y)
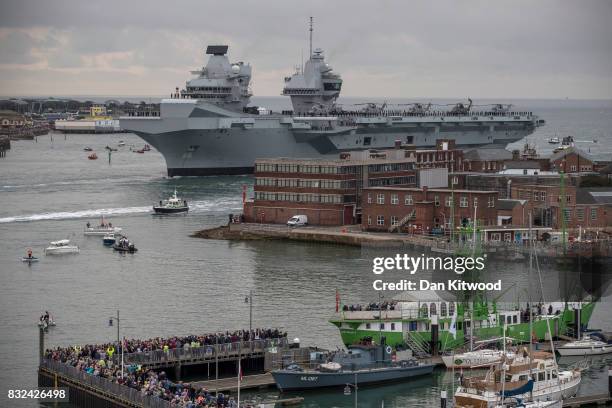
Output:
top-left (557, 337), bottom-right (611, 356)
top-left (44, 239), bottom-right (79, 255)
top-left (88, 153), bottom-right (98, 160)
top-left (153, 189), bottom-right (189, 214)
top-left (272, 338), bottom-right (435, 391)
top-left (547, 137), bottom-right (560, 144)
top-left (442, 349), bottom-right (506, 369)
top-left (102, 234), bottom-right (117, 246)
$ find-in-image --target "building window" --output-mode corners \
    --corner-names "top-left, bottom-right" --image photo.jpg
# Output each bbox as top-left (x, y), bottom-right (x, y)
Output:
top-left (380, 323), bottom-right (385, 330)
top-left (365, 323), bottom-right (371, 329)
top-left (367, 193), bottom-right (372, 204)
top-left (367, 216), bottom-right (372, 226)
top-left (571, 165), bottom-right (577, 171)
top-left (566, 195), bottom-right (571, 203)
top-left (533, 191), bottom-right (539, 201)
top-left (390, 323), bottom-right (396, 330)
top-left (440, 302), bottom-right (447, 317)
top-left (452, 176), bottom-right (458, 185)
top-left (434, 195), bottom-right (440, 206)
top-left (449, 303), bottom-right (455, 316)
top-left (460, 196), bottom-right (468, 207)
top-left (405, 194), bottom-right (413, 205)
top-left (391, 194), bottom-right (399, 205)
top-left (430, 303), bottom-right (437, 316)
top-left (377, 215), bottom-right (385, 226)
top-left (563, 208), bottom-right (571, 221)
top-left (491, 233), bottom-right (501, 241)
top-left (363, 136), bottom-right (372, 146)
top-left (591, 208), bottom-right (597, 220)
top-left (488, 196), bottom-right (495, 208)
top-left (377, 193), bottom-right (385, 204)
top-left (576, 208), bottom-right (584, 221)
top-left (391, 216), bottom-right (399, 226)
top-left (473, 197), bottom-right (478, 208)
top-left (541, 191), bottom-right (546, 202)
top-left (445, 196), bottom-right (453, 207)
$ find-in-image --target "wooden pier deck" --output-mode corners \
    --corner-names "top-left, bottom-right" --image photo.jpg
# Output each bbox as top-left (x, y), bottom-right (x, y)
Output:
top-left (191, 372), bottom-right (276, 393)
top-left (563, 393), bottom-right (611, 407)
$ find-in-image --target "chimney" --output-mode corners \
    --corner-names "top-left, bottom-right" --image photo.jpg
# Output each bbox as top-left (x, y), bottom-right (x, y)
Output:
top-left (394, 140), bottom-right (402, 149)
top-left (512, 150), bottom-right (520, 160)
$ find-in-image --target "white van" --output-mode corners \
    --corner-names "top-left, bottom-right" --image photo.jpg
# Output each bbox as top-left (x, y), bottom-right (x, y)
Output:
top-left (287, 215), bottom-right (308, 227)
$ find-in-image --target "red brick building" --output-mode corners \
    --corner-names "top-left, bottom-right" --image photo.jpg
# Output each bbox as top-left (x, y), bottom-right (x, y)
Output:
top-left (361, 186), bottom-right (498, 234)
top-left (549, 147), bottom-right (611, 173)
top-left (510, 184), bottom-right (611, 229)
top-left (243, 151), bottom-right (418, 226)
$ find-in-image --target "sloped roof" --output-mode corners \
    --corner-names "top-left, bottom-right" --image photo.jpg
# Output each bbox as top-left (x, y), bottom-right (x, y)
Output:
top-left (576, 188), bottom-right (612, 205)
top-left (464, 147), bottom-right (513, 161)
top-left (497, 199), bottom-right (526, 210)
top-left (549, 146), bottom-right (612, 164)
top-left (503, 160), bottom-right (541, 170)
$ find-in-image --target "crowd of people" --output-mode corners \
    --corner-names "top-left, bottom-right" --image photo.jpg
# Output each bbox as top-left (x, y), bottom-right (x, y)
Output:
top-left (343, 300), bottom-right (398, 312)
top-left (45, 328), bottom-right (287, 407)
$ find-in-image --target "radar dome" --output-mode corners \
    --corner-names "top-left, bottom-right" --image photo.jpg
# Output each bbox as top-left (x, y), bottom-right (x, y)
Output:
top-left (231, 65), bottom-right (240, 74)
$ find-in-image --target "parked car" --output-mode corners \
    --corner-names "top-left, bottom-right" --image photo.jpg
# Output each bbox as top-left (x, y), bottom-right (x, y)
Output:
top-left (287, 215), bottom-right (308, 227)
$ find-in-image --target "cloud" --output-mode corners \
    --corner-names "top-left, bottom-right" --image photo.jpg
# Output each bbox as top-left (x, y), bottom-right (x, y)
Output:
top-left (0, 0), bottom-right (610, 98)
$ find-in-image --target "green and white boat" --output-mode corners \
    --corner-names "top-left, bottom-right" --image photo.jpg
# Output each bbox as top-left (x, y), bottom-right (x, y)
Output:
top-left (330, 291), bottom-right (595, 353)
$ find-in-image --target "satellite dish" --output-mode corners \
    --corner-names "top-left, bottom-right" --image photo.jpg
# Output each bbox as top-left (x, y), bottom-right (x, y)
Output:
top-left (231, 65), bottom-right (240, 74)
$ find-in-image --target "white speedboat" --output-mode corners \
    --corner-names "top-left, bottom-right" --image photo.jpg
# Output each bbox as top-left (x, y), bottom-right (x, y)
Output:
top-left (442, 349), bottom-right (505, 369)
top-left (557, 337), bottom-right (611, 356)
top-left (44, 240), bottom-right (80, 255)
top-left (547, 137), bottom-right (560, 144)
top-left (84, 217), bottom-right (122, 235)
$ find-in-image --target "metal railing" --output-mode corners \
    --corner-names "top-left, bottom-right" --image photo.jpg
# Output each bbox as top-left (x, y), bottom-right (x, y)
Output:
top-left (41, 359), bottom-right (170, 408)
top-left (123, 338), bottom-right (288, 365)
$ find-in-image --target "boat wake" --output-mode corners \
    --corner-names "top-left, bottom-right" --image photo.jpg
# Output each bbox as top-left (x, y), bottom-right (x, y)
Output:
top-left (0, 200), bottom-right (242, 224)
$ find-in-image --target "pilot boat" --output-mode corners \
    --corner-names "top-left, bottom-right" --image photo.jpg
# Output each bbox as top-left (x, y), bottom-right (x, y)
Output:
top-left (153, 189), bottom-right (189, 214)
top-left (272, 338), bottom-right (434, 391)
top-left (44, 240), bottom-right (80, 255)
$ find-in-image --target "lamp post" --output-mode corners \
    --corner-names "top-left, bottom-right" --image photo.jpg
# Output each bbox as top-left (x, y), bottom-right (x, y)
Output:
top-left (244, 290), bottom-right (253, 334)
top-left (108, 310), bottom-right (124, 379)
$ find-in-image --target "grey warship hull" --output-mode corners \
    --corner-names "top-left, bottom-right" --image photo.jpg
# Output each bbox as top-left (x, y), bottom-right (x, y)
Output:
top-left (272, 363), bottom-right (435, 391)
top-left (122, 100), bottom-right (540, 176)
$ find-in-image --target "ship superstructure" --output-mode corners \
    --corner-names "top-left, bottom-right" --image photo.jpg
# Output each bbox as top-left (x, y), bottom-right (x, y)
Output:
top-left (121, 20), bottom-right (544, 176)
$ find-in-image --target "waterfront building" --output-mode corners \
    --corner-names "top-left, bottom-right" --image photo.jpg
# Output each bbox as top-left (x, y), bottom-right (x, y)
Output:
top-left (510, 184), bottom-right (612, 230)
top-left (361, 185), bottom-right (498, 234)
top-left (550, 146), bottom-right (612, 173)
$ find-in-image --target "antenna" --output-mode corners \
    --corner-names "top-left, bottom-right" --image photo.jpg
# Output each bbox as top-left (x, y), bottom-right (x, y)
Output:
top-left (309, 16), bottom-right (313, 59)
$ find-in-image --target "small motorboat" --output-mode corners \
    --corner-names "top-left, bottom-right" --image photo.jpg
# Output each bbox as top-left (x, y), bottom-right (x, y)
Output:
top-left (83, 147), bottom-right (93, 151)
top-left (553, 145), bottom-right (570, 154)
top-left (88, 153), bottom-right (98, 160)
top-left (134, 149), bottom-right (145, 154)
top-left (44, 239), bottom-right (79, 255)
top-left (84, 217), bottom-right (122, 235)
top-left (113, 236), bottom-right (137, 253)
top-left (102, 234), bottom-right (117, 246)
top-left (548, 137), bottom-right (560, 144)
top-left (153, 189), bottom-right (189, 214)
top-left (557, 337), bottom-right (611, 356)
top-left (142, 144), bottom-right (151, 151)
top-left (118, 141), bottom-right (125, 146)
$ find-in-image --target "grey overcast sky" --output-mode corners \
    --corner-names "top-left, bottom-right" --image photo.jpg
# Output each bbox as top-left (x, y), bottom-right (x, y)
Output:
top-left (0, 0), bottom-right (611, 99)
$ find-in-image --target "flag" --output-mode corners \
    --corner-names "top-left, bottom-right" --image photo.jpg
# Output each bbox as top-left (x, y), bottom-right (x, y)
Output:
top-left (449, 313), bottom-right (457, 339)
top-left (335, 289), bottom-right (340, 313)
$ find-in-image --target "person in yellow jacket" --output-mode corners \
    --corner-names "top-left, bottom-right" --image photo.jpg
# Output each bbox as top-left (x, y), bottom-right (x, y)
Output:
top-left (107, 345), bottom-right (115, 359)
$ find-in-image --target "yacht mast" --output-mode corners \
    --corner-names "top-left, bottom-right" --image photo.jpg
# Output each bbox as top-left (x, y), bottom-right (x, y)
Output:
top-left (309, 17), bottom-right (313, 59)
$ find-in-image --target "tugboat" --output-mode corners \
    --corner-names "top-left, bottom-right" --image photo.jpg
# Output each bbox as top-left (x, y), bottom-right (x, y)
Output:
top-left (153, 189), bottom-right (189, 214)
top-left (113, 236), bottom-right (137, 253)
top-left (272, 337), bottom-right (434, 391)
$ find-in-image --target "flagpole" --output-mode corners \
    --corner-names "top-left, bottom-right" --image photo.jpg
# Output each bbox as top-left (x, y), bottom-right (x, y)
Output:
top-left (121, 336), bottom-right (124, 379)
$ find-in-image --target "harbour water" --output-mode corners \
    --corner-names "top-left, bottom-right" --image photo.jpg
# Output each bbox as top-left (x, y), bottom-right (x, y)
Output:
top-left (0, 98), bottom-right (611, 407)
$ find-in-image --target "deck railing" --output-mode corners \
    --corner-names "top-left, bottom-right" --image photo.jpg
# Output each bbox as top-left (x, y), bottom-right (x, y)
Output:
top-left (123, 338), bottom-right (288, 365)
top-left (41, 358), bottom-right (171, 408)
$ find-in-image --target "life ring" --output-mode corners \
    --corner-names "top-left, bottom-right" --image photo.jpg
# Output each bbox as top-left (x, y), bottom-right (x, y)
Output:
top-left (385, 345), bottom-right (392, 354)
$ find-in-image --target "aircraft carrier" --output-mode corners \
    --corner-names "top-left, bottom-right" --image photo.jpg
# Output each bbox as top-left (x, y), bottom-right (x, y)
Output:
top-left (120, 21), bottom-right (544, 176)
